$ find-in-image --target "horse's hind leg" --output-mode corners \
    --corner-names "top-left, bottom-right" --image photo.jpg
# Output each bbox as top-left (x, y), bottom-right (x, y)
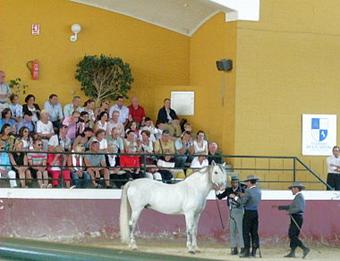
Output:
top-left (185, 212), bottom-right (195, 254)
top-left (129, 207), bottom-right (143, 250)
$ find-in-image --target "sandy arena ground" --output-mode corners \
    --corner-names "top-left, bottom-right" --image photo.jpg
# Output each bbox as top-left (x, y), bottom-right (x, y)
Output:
top-left (86, 238), bottom-right (340, 261)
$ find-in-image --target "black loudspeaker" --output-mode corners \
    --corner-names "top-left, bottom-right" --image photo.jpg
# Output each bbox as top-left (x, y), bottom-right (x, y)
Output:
top-left (216, 59), bottom-right (233, 72)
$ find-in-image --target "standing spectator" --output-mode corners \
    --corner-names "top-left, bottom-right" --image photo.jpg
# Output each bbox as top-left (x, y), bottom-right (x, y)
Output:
top-left (128, 96), bottom-right (145, 127)
top-left (72, 127), bottom-right (93, 151)
top-left (326, 146), bottom-right (340, 190)
top-left (0, 108), bottom-right (16, 133)
top-left (94, 111), bottom-right (109, 133)
top-left (94, 100), bottom-right (110, 119)
top-left (36, 110), bottom-right (54, 151)
top-left (63, 96), bottom-right (82, 118)
top-left (63, 111), bottom-right (80, 142)
top-left (10, 140), bottom-right (30, 188)
top-left (83, 99), bottom-right (96, 122)
top-left (174, 131), bottom-right (194, 168)
top-left (193, 130), bottom-right (208, 155)
top-left (17, 127), bottom-right (33, 150)
top-left (208, 142), bottom-right (223, 164)
top-left (9, 94), bottom-right (23, 121)
top-left (27, 139), bottom-right (51, 188)
top-left (0, 141), bottom-right (17, 188)
top-left (0, 124), bottom-right (15, 151)
top-left (23, 94), bottom-right (40, 123)
top-left (44, 94), bottom-right (63, 130)
top-left (0, 71), bottom-right (11, 113)
top-left (156, 98), bottom-right (181, 137)
top-left (16, 111), bottom-right (35, 135)
top-left (71, 144), bottom-right (91, 188)
top-left (109, 96), bottom-right (129, 125)
top-left (84, 141), bottom-right (111, 188)
top-left (107, 110), bottom-right (124, 137)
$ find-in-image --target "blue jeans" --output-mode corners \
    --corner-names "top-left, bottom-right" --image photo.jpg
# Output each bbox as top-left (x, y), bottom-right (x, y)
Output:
top-left (72, 170), bottom-right (91, 188)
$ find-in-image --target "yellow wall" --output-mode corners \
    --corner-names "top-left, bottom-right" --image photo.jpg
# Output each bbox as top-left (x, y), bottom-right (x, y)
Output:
top-left (0, 0), bottom-right (189, 119)
top-left (234, 0), bottom-right (340, 187)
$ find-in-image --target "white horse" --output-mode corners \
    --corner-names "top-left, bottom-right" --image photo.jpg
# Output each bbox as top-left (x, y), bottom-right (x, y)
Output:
top-left (120, 161), bottom-right (227, 253)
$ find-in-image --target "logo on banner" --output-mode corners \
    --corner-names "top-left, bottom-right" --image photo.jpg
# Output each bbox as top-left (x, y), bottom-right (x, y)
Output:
top-left (311, 118), bottom-right (328, 142)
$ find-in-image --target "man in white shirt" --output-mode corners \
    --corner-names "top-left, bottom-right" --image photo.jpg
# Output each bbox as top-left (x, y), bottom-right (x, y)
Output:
top-left (109, 96), bottom-right (129, 125)
top-left (63, 96), bottom-right (82, 118)
top-left (326, 146), bottom-right (340, 190)
top-left (44, 94), bottom-right (63, 130)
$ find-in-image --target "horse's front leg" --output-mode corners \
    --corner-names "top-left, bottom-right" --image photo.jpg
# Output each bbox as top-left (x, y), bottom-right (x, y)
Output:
top-left (129, 208), bottom-right (142, 250)
top-left (192, 212), bottom-right (201, 253)
top-left (185, 212), bottom-right (195, 254)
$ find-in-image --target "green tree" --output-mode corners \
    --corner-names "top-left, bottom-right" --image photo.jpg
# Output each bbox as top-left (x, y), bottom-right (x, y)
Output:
top-left (75, 54), bottom-right (134, 104)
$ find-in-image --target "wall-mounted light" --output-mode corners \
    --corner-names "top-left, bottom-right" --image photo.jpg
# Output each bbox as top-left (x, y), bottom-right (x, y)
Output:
top-left (70, 24), bottom-right (81, 42)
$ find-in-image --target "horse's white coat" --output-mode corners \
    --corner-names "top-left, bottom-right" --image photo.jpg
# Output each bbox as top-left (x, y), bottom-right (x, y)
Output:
top-left (120, 162), bottom-right (227, 253)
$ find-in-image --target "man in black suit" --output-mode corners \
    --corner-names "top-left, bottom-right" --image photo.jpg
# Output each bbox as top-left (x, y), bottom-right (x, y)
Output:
top-left (278, 182), bottom-right (310, 258)
top-left (156, 98), bottom-right (181, 137)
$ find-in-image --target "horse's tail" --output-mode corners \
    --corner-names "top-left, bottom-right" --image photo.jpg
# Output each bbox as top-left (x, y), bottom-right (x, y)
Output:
top-left (120, 181), bottom-right (132, 243)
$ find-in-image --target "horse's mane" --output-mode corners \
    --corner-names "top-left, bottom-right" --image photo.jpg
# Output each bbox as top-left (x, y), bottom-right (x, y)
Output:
top-left (184, 165), bottom-right (212, 182)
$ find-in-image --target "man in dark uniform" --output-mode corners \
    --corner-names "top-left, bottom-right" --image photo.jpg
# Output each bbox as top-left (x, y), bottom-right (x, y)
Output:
top-left (230, 175), bottom-right (261, 258)
top-left (216, 176), bottom-right (246, 255)
top-left (278, 182), bottom-right (310, 258)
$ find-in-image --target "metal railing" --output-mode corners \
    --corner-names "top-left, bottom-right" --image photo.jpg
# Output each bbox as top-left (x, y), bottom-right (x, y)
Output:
top-left (0, 150), bottom-right (331, 190)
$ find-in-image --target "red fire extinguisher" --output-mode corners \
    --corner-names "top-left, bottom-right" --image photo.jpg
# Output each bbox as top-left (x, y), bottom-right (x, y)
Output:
top-left (26, 59), bottom-right (39, 80)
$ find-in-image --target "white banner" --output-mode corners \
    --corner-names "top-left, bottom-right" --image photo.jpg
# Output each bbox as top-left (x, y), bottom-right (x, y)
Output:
top-left (302, 114), bottom-right (337, 156)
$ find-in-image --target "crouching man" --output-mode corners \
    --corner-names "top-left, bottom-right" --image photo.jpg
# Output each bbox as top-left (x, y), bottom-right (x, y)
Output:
top-left (277, 182), bottom-right (310, 258)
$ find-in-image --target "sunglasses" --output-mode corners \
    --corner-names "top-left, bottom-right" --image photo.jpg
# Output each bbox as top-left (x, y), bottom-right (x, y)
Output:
top-left (37, 143), bottom-right (43, 146)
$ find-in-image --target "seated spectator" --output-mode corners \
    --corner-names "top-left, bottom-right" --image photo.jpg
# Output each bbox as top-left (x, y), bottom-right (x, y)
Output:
top-left (63, 96), bottom-right (82, 118)
top-left (0, 71), bottom-right (10, 113)
top-left (48, 124), bottom-right (72, 152)
top-left (72, 127), bottom-right (93, 151)
top-left (23, 94), bottom-right (40, 123)
top-left (9, 94), bottom-right (23, 121)
top-left (94, 100), bottom-right (109, 119)
top-left (16, 111), bottom-right (35, 134)
top-left (0, 141), bottom-right (17, 188)
top-left (90, 129), bottom-right (108, 152)
top-left (120, 130), bottom-right (141, 179)
top-left (154, 129), bottom-right (176, 167)
top-left (109, 96), bottom-right (129, 126)
top-left (47, 145), bottom-right (71, 188)
top-left (44, 94), bottom-right (63, 131)
top-left (156, 98), bottom-right (182, 137)
top-left (140, 117), bottom-right (161, 142)
top-left (84, 141), bottom-right (111, 188)
top-left (94, 111), bottom-right (109, 133)
top-left (193, 130), bottom-right (208, 155)
top-left (77, 111), bottom-right (91, 136)
top-left (125, 121), bottom-right (139, 139)
top-left (0, 108), bottom-right (16, 133)
top-left (63, 111), bottom-right (80, 142)
top-left (0, 124), bottom-right (15, 151)
top-left (208, 142), bottom-right (223, 164)
top-left (17, 126), bottom-right (33, 150)
top-left (174, 131), bottom-right (194, 168)
top-left (27, 139), bottom-right (51, 188)
top-left (187, 154), bottom-right (209, 176)
top-left (36, 110), bottom-right (54, 150)
top-left (107, 127), bottom-right (125, 161)
top-left (83, 99), bottom-right (95, 122)
top-left (128, 96), bottom-right (145, 127)
top-left (107, 110), bottom-right (124, 137)
top-left (183, 121), bottom-right (192, 133)
top-left (10, 140), bottom-right (30, 188)
top-left (71, 144), bottom-right (91, 188)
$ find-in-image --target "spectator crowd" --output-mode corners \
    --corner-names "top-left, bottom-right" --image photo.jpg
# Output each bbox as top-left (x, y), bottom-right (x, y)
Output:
top-left (0, 70), bottom-right (223, 189)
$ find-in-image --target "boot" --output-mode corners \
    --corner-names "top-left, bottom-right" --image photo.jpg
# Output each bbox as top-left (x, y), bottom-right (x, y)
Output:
top-left (239, 248), bottom-right (250, 258)
top-left (284, 248), bottom-right (296, 258)
top-left (231, 247), bottom-right (238, 255)
top-left (239, 248), bottom-right (245, 255)
top-left (251, 247), bottom-right (258, 257)
top-left (302, 246), bottom-right (310, 259)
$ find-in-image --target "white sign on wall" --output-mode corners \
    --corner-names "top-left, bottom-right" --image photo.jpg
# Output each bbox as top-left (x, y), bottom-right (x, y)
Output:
top-left (170, 91), bottom-right (194, 116)
top-left (302, 114), bottom-right (337, 156)
top-left (31, 24), bottom-right (40, 35)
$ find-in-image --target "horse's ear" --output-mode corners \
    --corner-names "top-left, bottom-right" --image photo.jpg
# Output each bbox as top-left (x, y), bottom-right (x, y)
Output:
top-left (211, 160), bottom-right (216, 166)
top-left (222, 162), bottom-right (226, 167)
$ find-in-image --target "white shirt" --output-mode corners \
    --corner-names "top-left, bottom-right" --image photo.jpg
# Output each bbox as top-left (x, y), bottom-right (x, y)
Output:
top-left (190, 157), bottom-right (209, 169)
top-left (327, 155), bottom-right (340, 174)
top-left (48, 135), bottom-right (72, 151)
top-left (36, 120), bottom-right (54, 135)
top-left (109, 104), bottom-right (129, 124)
top-left (107, 121), bottom-right (125, 137)
top-left (193, 140), bottom-right (208, 154)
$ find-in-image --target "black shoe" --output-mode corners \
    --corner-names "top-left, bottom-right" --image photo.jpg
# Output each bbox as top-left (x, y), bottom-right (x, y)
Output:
top-left (231, 247), bottom-right (238, 255)
top-left (284, 249), bottom-right (296, 258)
top-left (239, 248), bottom-right (245, 255)
top-left (251, 248), bottom-right (257, 257)
top-left (239, 248), bottom-right (250, 258)
top-left (302, 247), bottom-right (310, 259)
top-left (106, 185), bottom-right (113, 189)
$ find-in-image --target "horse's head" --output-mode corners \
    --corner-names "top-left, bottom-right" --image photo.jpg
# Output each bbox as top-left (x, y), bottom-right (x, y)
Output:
top-left (209, 161), bottom-right (227, 191)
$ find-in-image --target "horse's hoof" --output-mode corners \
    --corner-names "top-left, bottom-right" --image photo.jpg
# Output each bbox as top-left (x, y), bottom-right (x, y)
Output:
top-left (188, 250), bottom-right (196, 255)
top-left (129, 244), bottom-right (138, 250)
top-left (194, 248), bottom-right (201, 253)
